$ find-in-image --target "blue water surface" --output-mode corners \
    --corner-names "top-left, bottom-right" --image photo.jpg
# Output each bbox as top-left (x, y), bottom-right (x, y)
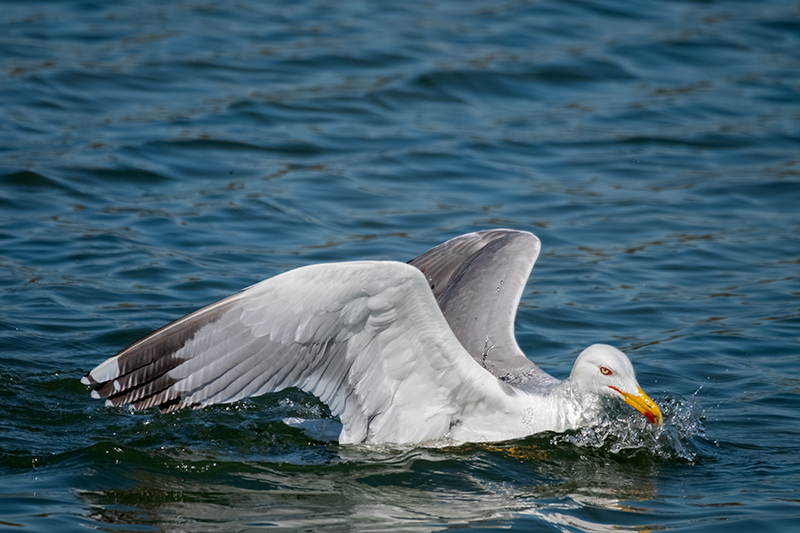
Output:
top-left (1, 0), bottom-right (799, 531)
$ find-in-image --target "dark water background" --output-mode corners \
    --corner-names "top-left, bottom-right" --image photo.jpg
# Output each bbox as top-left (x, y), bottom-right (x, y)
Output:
top-left (2, 0), bottom-right (799, 531)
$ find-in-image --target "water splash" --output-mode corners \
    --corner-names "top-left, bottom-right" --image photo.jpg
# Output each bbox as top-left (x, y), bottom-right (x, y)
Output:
top-left (551, 395), bottom-right (707, 461)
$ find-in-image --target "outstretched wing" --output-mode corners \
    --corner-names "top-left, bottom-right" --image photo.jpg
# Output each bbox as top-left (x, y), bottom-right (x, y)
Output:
top-left (409, 229), bottom-right (558, 388)
top-left (82, 261), bottom-right (518, 444)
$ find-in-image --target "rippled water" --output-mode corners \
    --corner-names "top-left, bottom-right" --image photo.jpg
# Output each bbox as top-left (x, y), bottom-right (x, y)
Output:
top-left (2, 0), bottom-right (799, 531)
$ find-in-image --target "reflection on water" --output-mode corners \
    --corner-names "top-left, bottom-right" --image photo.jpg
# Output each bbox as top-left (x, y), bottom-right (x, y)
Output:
top-left (79, 396), bottom-right (706, 532)
top-left (81, 448), bottom-right (658, 532)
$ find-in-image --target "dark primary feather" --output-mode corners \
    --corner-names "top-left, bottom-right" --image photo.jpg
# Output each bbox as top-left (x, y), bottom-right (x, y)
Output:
top-left (84, 292), bottom-right (245, 412)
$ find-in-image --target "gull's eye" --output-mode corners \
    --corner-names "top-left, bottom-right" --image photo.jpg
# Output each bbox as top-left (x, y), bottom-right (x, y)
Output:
top-left (600, 366), bottom-right (612, 376)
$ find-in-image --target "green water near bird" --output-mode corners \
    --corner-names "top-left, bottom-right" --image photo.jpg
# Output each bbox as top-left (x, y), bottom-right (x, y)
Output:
top-left (1, 0), bottom-right (799, 531)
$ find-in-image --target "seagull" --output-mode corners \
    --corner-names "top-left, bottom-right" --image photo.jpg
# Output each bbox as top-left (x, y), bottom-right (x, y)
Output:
top-left (82, 229), bottom-right (662, 445)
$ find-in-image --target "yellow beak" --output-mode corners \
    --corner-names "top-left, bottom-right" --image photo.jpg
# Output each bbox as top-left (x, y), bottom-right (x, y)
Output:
top-left (610, 385), bottom-right (663, 425)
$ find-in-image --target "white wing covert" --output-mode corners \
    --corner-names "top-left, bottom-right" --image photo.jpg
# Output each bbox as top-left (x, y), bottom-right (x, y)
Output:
top-left (82, 261), bottom-right (517, 444)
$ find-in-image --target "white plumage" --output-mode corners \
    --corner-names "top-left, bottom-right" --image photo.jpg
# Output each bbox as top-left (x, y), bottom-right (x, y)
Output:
top-left (83, 230), bottom-right (662, 445)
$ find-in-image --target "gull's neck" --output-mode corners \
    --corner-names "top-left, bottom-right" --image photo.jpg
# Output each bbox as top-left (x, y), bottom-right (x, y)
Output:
top-left (445, 378), bottom-right (598, 445)
top-left (519, 379), bottom-right (594, 434)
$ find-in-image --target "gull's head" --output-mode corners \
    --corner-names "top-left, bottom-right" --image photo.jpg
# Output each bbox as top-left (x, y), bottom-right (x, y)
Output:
top-left (569, 344), bottom-right (663, 425)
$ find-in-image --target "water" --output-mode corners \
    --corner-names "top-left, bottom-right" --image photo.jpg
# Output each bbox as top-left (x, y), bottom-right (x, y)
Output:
top-left (1, 0), bottom-right (799, 530)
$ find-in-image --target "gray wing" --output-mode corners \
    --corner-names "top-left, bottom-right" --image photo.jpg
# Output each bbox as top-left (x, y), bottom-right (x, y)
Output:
top-left (82, 261), bottom-right (518, 445)
top-left (409, 229), bottom-right (559, 388)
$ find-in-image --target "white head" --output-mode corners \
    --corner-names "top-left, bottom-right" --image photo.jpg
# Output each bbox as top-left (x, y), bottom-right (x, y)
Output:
top-left (569, 344), bottom-right (662, 425)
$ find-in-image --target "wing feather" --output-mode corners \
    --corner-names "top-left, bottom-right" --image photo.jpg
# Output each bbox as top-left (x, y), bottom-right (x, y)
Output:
top-left (409, 229), bottom-right (559, 388)
top-left (83, 261), bottom-right (519, 444)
